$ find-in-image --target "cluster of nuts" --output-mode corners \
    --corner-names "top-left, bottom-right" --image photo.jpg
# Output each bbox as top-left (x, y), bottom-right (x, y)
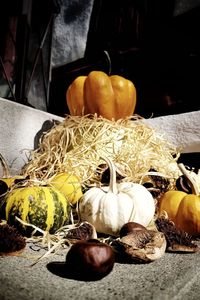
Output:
top-left (61, 221), bottom-right (167, 281)
top-left (60, 222), bottom-right (115, 281)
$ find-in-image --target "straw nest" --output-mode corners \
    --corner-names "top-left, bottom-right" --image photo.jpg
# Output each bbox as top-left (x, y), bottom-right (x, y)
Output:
top-left (21, 114), bottom-right (180, 188)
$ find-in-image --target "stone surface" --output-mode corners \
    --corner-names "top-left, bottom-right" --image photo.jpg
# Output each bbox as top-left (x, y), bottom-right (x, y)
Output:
top-left (0, 241), bottom-right (200, 300)
top-left (0, 97), bottom-right (63, 175)
top-left (145, 110), bottom-right (200, 153)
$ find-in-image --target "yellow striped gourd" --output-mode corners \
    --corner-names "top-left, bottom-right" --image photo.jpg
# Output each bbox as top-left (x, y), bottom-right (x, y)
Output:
top-left (2, 186), bottom-right (71, 235)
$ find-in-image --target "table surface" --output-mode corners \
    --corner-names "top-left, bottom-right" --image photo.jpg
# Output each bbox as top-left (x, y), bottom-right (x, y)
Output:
top-left (0, 240), bottom-right (200, 300)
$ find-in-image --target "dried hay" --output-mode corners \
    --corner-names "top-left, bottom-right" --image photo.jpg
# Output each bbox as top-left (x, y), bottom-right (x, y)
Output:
top-left (21, 114), bottom-right (180, 188)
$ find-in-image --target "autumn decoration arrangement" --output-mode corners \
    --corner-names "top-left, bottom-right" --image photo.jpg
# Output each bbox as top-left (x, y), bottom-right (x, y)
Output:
top-left (0, 71), bottom-right (199, 281)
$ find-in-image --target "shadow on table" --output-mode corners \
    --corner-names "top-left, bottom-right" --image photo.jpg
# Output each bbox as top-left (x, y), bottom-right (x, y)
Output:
top-left (47, 261), bottom-right (112, 282)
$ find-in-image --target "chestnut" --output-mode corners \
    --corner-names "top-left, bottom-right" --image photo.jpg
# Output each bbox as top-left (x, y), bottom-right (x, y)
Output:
top-left (65, 240), bottom-right (115, 281)
top-left (119, 222), bottom-right (147, 238)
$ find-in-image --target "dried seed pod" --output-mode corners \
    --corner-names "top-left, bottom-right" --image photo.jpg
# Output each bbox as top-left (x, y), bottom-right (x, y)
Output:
top-left (64, 221), bottom-right (97, 243)
top-left (149, 168), bottom-right (170, 188)
top-left (143, 168), bottom-right (170, 198)
top-left (155, 216), bottom-right (199, 252)
top-left (0, 223), bottom-right (26, 256)
top-left (176, 175), bottom-right (192, 194)
top-left (65, 240), bottom-right (115, 281)
top-left (114, 229), bottom-right (166, 263)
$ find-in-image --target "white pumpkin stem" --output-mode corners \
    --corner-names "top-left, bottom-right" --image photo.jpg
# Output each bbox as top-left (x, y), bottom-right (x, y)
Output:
top-left (178, 163), bottom-right (200, 195)
top-left (101, 156), bottom-right (118, 194)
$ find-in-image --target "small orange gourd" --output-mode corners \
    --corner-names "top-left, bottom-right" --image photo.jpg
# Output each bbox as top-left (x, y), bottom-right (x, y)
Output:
top-left (66, 71), bottom-right (136, 120)
top-left (158, 164), bottom-right (200, 236)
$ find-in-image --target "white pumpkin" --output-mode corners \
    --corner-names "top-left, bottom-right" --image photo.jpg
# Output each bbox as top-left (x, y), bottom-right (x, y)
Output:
top-left (78, 156), bottom-right (155, 236)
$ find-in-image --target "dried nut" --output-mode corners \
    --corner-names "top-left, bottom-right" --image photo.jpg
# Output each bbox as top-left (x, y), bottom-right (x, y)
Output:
top-left (120, 222), bottom-right (147, 238)
top-left (65, 240), bottom-right (115, 281)
top-left (64, 221), bottom-right (97, 242)
top-left (116, 230), bottom-right (166, 263)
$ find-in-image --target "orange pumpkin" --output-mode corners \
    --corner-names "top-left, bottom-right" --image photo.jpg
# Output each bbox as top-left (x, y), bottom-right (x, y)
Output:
top-left (66, 71), bottom-right (136, 120)
top-left (158, 163), bottom-right (200, 236)
top-left (158, 190), bottom-right (200, 235)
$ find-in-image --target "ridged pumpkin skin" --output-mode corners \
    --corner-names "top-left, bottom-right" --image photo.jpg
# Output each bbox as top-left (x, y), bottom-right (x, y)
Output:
top-left (66, 71), bottom-right (136, 120)
top-left (79, 183), bottom-right (155, 236)
top-left (66, 76), bottom-right (86, 116)
top-left (158, 190), bottom-right (186, 223)
top-left (3, 186), bottom-right (70, 235)
top-left (78, 156), bottom-right (155, 236)
top-left (176, 194), bottom-right (200, 235)
top-left (158, 190), bottom-right (200, 235)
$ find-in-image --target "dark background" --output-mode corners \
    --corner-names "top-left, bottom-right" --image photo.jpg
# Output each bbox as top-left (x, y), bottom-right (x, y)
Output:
top-left (49, 0), bottom-right (200, 118)
top-left (0, 0), bottom-right (200, 118)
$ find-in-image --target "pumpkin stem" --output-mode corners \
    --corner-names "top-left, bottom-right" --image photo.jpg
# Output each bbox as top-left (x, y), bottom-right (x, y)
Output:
top-left (0, 153), bottom-right (10, 177)
top-left (103, 50), bottom-right (112, 75)
top-left (100, 156), bottom-right (118, 194)
top-left (178, 163), bottom-right (200, 195)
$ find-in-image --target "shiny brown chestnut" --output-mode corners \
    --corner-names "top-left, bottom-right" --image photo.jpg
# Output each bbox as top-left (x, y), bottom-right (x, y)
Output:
top-left (119, 222), bottom-right (147, 238)
top-left (65, 240), bottom-right (115, 281)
